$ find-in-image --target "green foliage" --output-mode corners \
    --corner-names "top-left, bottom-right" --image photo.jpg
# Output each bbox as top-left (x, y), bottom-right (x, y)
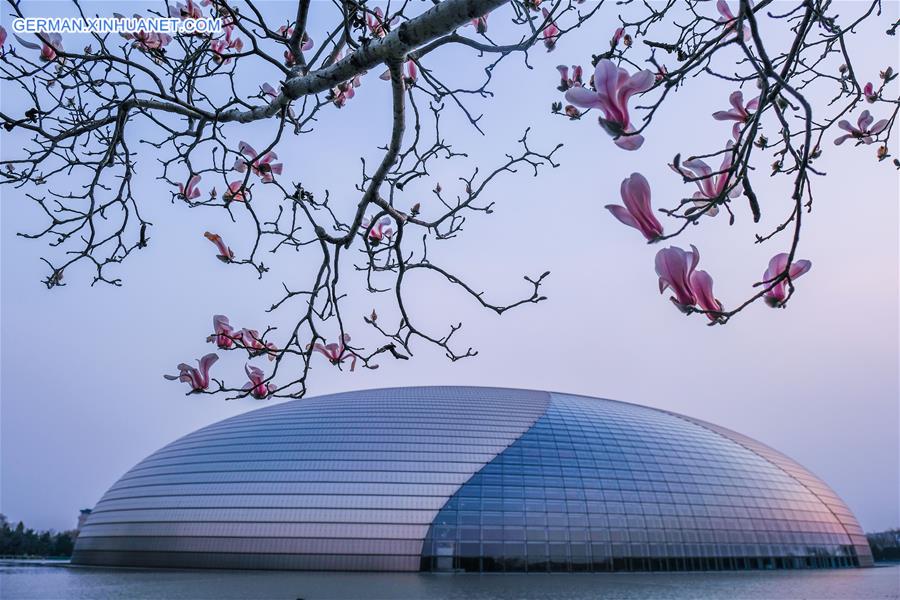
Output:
top-left (0, 514), bottom-right (75, 558)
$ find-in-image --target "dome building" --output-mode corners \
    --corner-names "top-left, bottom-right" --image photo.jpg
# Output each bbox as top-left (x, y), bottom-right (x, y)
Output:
top-left (72, 386), bottom-right (873, 572)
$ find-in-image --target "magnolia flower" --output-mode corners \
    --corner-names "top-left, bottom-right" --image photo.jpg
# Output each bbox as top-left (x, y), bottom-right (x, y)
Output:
top-left (670, 142), bottom-right (742, 217)
top-left (244, 364), bottom-right (275, 399)
top-left (134, 30), bottom-right (171, 51)
top-left (712, 90), bottom-right (759, 140)
top-left (656, 245), bottom-right (700, 311)
top-left (207, 314), bottom-right (235, 349)
top-left (656, 245), bottom-right (721, 318)
top-left (204, 231), bottom-right (234, 263)
top-left (565, 59), bottom-right (654, 150)
top-left (277, 25), bottom-right (314, 48)
top-left (834, 110), bottom-right (889, 145)
top-left (690, 269), bottom-right (723, 321)
top-left (605, 173), bottom-right (664, 242)
top-left (262, 83), bottom-right (296, 119)
top-left (611, 27), bottom-right (625, 47)
top-left (379, 60), bottom-right (418, 87)
top-left (312, 334), bottom-right (356, 371)
top-left (717, 0), bottom-right (752, 40)
top-left (261, 82), bottom-right (278, 98)
top-left (15, 33), bottom-right (64, 62)
top-left (556, 64), bottom-right (583, 91)
top-left (238, 328), bottom-right (278, 360)
top-left (469, 13), bottom-right (489, 34)
top-left (0, 26), bottom-right (7, 50)
top-left (361, 217), bottom-right (393, 245)
top-left (233, 142), bottom-right (283, 182)
top-left (164, 353), bottom-right (218, 392)
top-left (279, 26), bottom-right (314, 66)
top-left (211, 26), bottom-right (243, 63)
top-left (367, 7), bottom-right (398, 38)
top-left (541, 9), bottom-right (560, 51)
top-left (169, 0), bottom-right (203, 19)
top-left (115, 14), bottom-right (171, 50)
top-left (178, 175), bottom-right (202, 200)
top-left (223, 181), bottom-right (248, 202)
top-left (762, 253), bottom-right (812, 307)
top-left (40, 33), bottom-right (64, 61)
top-left (863, 82), bottom-right (878, 103)
top-left (329, 75), bottom-right (362, 108)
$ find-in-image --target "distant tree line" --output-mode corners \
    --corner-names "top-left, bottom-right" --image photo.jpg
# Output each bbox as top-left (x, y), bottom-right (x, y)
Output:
top-left (867, 529), bottom-right (900, 562)
top-left (0, 514), bottom-right (75, 558)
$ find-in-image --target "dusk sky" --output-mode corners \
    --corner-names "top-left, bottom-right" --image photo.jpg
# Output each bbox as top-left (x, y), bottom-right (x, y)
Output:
top-left (1, 0), bottom-right (897, 535)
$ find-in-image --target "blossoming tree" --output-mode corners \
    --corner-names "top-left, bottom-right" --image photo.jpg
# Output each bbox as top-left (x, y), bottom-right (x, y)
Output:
top-left (0, 0), bottom-right (896, 398)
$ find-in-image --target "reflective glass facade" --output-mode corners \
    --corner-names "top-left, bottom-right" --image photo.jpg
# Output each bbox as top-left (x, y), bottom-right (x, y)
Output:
top-left (72, 387), bottom-right (873, 571)
top-left (421, 393), bottom-right (872, 572)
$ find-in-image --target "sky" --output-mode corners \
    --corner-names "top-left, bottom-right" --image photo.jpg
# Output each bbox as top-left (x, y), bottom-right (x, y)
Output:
top-left (1, 1), bottom-right (898, 534)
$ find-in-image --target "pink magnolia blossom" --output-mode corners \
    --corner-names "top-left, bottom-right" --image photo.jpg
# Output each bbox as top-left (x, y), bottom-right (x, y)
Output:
top-left (655, 245), bottom-right (721, 318)
top-left (178, 174), bottom-right (202, 200)
top-left (207, 314), bottom-right (235, 349)
top-left (164, 353), bottom-right (218, 392)
top-left (223, 181), bottom-right (249, 203)
top-left (834, 110), bottom-right (888, 145)
top-left (468, 13), bottom-right (489, 34)
top-left (312, 334), bottom-right (356, 371)
top-left (244, 364), bottom-right (275, 399)
top-left (541, 9), bottom-right (560, 51)
top-left (361, 216), bottom-right (393, 245)
top-left (114, 14), bottom-right (172, 51)
top-left (712, 90), bottom-right (759, 140)
top-left (40, 33), bottom-right (63, 61)
top-left (565, 59), bottom-right (654, 150)
top-left (277, 25), bottom-right (314, 50)
top-left (367, 7), bottom-right (398, 38)
top-left (169, 0), bottom-right (203, 19)
top-left (238, 328), bottom-right (278, 360)
top-left (863, 82), bottom-right (878, 103)
top-left (762, 253), bottom-right (812, 307)
top-left (611, 27), bottom-right (625, 47)
top-left (690, 269), bottom-right (723, 321)
top-left (556, 64), bottom-right (583, 91)
top-left (211, 26), bottom-right (243, 63)
top-left (329, 75), bottom-right (362, 108)
top-left (262, 82), bottom-right (296, 118)
top-left (379, 60), bottom-right (418, 87)
top-left (656, 245), bottom-right (700, 311)
top-left (670, 142), bottom-right (742, 217)
top-left (717, 0), bottom-right (751, 40)
top-left (605, 173), bottom-right (664, 242)
top-left (262, 82), bottom-right (278, 98)
top-left (233, 142), bottom-right (283, 182)
top-left (134, 30), bottom-right (171, 51)
top-left (279, 26), bottom-right (314, 66)
top-left (0, 26), bottom-right (7, 50)
top-left (16, 33), bottom-right (64, 62)
top-left (204, 231), bottom-right (234, 263)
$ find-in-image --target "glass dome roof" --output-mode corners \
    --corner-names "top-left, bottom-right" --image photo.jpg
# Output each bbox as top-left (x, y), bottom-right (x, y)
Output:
top-left (72, 387), bottom-right (873, 571)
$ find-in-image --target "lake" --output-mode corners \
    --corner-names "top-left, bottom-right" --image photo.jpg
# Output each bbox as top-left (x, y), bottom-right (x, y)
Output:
top-left (1, 561), bottom-right (898, 599)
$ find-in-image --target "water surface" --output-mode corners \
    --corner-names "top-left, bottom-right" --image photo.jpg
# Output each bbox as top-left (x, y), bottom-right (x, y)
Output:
top-left (1, 561), bottom-right (898, 599)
